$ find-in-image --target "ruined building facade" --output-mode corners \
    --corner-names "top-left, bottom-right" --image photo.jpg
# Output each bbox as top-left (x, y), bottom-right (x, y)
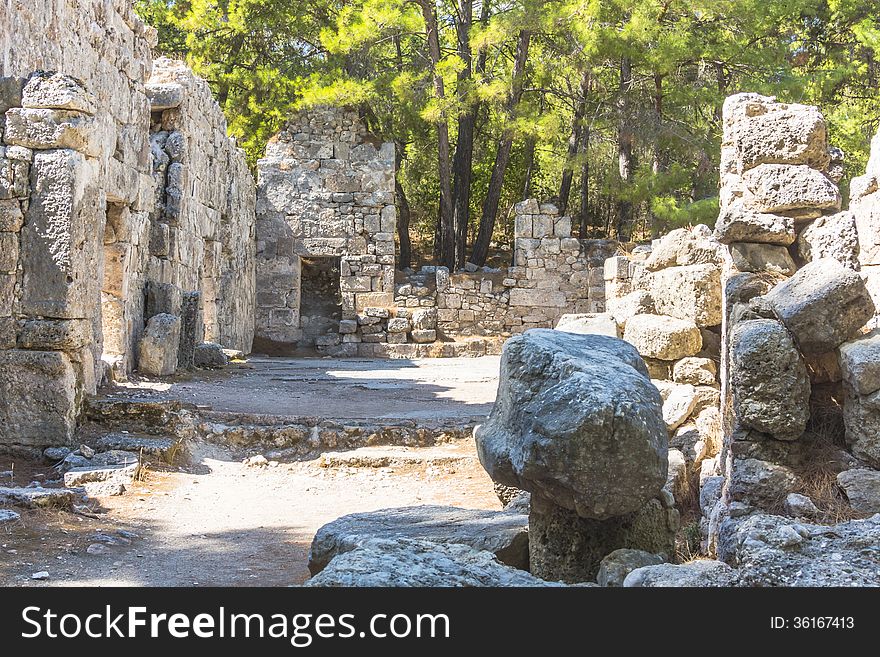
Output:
top-left (0, 1), bottom-right (256, 450)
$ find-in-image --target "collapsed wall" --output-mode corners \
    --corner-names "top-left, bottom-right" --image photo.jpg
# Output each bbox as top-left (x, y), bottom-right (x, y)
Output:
top-left (256, 110), bottom-right (614, 356)
top-left (707, 94), bottom-right (880, 569)
top-left (0, 1), bottom-right (255, 451)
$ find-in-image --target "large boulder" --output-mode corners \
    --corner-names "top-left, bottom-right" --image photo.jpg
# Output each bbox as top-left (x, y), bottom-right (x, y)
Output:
top-left (722, 513), bottom-right (880, 586)
top-left (623, 314), bottom-right (702, 360)
top-left (138, 313), bottom-right (181, 376)
top-left (304, 538), bottom-right (561, 587)
top-left (648, 264), bottom-right (722, 327)
top-left (730, 319), bottom-right (810, 441)
top-left (763, 257), bottom-right (875, 354)
top-left (475, 330), bottom-right (668, 520)
top-left (554, 313), bottom-right (618, 337)
top-left (308, 505), bottom-right (529, 574)
top-left (623, 560), bottom-right (739, 587)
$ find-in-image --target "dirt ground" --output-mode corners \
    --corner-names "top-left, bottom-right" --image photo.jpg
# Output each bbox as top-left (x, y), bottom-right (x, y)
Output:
top-left (110, 355), bottom-right (502, 421)
top-left (0, 356), bottom-right (505, 587)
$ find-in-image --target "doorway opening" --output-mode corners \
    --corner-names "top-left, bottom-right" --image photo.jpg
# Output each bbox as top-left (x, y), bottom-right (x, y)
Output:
top-left (299, 256), bottom-right (342, 346)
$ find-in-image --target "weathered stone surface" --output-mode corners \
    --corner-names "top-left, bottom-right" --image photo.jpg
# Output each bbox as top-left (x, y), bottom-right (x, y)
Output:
top-left (730, 320), bottom-right (810, 441)
top-left (20, 149), bottom-right (102, 319)
top-left (138, 313), bottom-right (181, 376)
top-left (663, 384), bottom-right (697, 431)
top-left (308, 505), bottom-right (529, 575)
top-left (144, 281), bottom-right (181, 319)
top-left (63, 462), bottom-right (138, 488)
top-left (4, 108), bottom-right (101, 155)
top-left (0, 486), bottom-right (77, 509)
top-left (838, 329), bottom-right (880, 395)
top-left (146, 82), bottom-right (184, 110)
top-left (623, 560), bottom-right (738, 587)
top-left (672, 357), bottom-right (717, 386)
top-left (728, 457), bottom-right (800, 508)
top-left (784, 493), bottom-right (821, 519)
top-left (649, 264), bottom-right (722, 327)
top-left (475, 330), bottom-right (667, 520)
top-left (623, 314), bottom-right (702, 360)
top-left (21, 72), bottom-right (97, 113)
top-left (715, 205), bottom-right (795, 245)
top-left (644, 227), bottom-right (723, 271)
top-left (193, 342), bottom-right (228, 368)
top-left (798, 211), bottom-right (859, 270)
top-left (763, 258), bottom-right (875, 355)
top-left (554, 313), bottom-right (618, 337)
top-left (836, 469), bottom-right (880, 514)
top-left (305, 538), bottom-right (561, 587)
top-left (729, 242), bottom-right (796, 275)
top-left (528, 495), bottom-right (678, 583)
top-left (724, 513), bottom-right (880, 586)
top-left (16, 319), bottom-right (92, 350)
top-left (411, 308), bottom-right (437, 330)
top-left (0, 350), bottom-right (77, 446)
top-left (742, 164), bottom-right (840, 213)
top-left (725, 96), bottom-right (829, 172)
top-left (596, 548), bottom-right (664, 587)
top-left (607, 290), bottom-right (654, 326)
top-left (177, 291), bottom-right (202, 370)
top-left (410, 329), bottom-right (436, 343)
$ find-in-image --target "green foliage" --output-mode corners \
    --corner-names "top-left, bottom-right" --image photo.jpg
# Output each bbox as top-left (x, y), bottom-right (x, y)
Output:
top-left (135, 0), bottom-right (880, 249)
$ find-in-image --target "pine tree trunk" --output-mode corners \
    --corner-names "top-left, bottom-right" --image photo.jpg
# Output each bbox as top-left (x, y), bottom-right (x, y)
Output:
top-left (395, 144), bottom-right (412, 270)
top-left (452, 0), bottom-right (474, 269)
top-left (616, 55), bottom-right (635, 243)
top-left (419, 0), bottom-right (455, 268)
top-left (649, 72), bottom-right (665, 239)
top-left (471, 29), bottom-right (531, 266)
top-left (559, 72), bottom-right (589, 216)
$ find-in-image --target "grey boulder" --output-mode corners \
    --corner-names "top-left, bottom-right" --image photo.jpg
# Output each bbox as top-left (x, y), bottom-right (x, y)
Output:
top-left (475, 330), bottom-right (667, 520)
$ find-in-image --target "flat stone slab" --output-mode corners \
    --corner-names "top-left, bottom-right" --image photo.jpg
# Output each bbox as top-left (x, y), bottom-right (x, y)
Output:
top-left (306, 538), bottom-right (559, 587)
top-left (63, 462), bottom-right (139, 488)
top-left (0, 486), bottom-right (77, 509)
top-left (309, 505), bottom-right (529, 575)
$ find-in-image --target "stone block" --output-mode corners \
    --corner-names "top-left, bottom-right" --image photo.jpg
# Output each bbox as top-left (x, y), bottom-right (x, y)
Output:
top-left (0, 350), bottom-right (78, 446)
top-left (4, 108), bottom-right (102, 156)
top-left (138, 313), bottom-right (181, 376)
top-left (21, 73), bottom-right (97, 114)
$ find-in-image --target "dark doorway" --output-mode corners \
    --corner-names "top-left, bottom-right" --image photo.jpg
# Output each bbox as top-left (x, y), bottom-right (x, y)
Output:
top-left (299, 256), bottom-right (342, 346)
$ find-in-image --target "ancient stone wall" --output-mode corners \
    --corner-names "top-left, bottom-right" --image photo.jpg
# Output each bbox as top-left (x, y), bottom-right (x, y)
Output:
top-left (146, 58), bottom-right (256, 354)
top-left (707, 93), bottom-right (879, 560)
top-left (0, 2), bottom-right (256, 451)
top-left (0, 0), bottom-right (156, 448)
top-left (255, 106), bottom-right (396, 350)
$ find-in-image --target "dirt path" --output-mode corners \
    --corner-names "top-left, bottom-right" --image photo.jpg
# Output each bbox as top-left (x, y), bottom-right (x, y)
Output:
top-left (0, 441), bottom-right (500, 587)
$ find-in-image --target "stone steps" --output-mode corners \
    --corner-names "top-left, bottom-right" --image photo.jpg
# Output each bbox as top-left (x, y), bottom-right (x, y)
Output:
top-left (95, 432), bottom-right (183, 463)
top-left (317, 445), bottom-right (477, 469)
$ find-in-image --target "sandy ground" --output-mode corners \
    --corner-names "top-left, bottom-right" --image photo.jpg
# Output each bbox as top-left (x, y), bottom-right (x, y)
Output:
top-left (108, 355), bottom-right (501, 421)
top-left (0, 356), bottom-right (505, 587)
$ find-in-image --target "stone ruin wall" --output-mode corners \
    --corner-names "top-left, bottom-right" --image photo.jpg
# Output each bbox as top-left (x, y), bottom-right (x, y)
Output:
top-left (146, 58), bottom-right (256, 355)
top-left (0, 0), bottom-right (256, 451)
top-left (255, 106), bottom-right (397, 351)
top-left (704, 93), bottom-right (880, 563)
top-left (256, 111), bottom-right (615, 357)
